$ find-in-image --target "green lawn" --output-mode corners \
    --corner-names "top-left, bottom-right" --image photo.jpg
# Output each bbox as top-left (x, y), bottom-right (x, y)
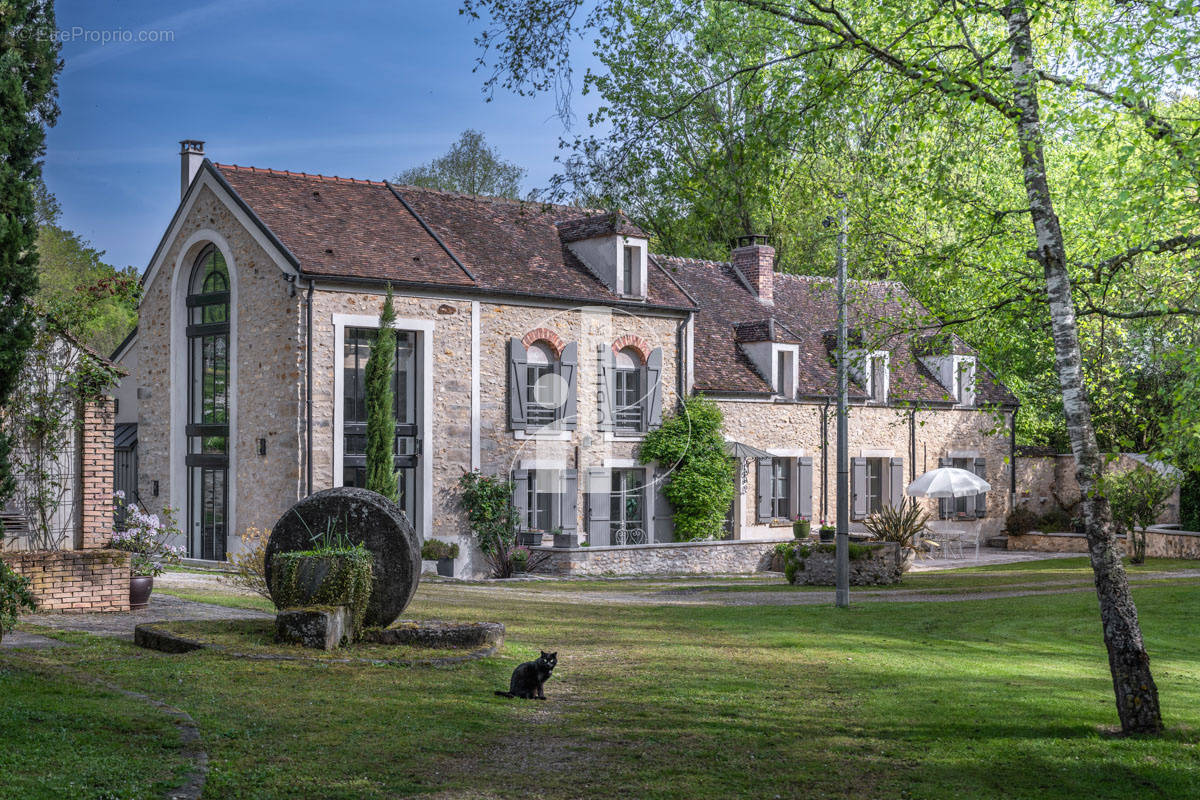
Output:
top-left (4, 565), bottom-right (1200, 799)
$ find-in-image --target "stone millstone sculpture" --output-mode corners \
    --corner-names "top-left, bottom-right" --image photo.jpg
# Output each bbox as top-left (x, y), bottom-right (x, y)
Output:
top-left (265, 487), bottom-right (421, 628)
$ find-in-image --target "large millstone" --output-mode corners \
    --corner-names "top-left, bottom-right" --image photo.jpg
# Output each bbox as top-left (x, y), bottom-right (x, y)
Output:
top-left (265, 488), bottom-right (421, 628)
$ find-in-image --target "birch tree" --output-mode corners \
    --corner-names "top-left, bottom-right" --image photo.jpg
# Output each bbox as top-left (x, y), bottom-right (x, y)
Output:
top-left (462, 0), bottom-right (1200, 734)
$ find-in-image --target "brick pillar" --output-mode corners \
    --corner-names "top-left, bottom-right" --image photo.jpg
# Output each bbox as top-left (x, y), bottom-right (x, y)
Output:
top-left (79, 397), bottom-right (115, 550)
top-left (731, 242), bottom-right (775, 304)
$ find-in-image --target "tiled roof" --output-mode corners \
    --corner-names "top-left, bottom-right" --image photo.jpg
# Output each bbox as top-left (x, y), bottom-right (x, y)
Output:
top-left (657, 255), bottom-right (1017, 405)
top-left (214, 164), bottom-right (693, 308)
top-left (732, 318), bottom-right (803, 344)
top-left (556, 212), bottom-right (647, 242)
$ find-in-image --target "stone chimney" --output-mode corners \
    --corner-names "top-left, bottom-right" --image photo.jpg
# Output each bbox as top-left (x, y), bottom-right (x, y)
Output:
top-left (180, 140), bottom-right (205, 199)
top-left (731, 234), bottom-right (775, 304)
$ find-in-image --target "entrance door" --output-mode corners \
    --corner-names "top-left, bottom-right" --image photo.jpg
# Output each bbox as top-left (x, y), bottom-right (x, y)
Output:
top-left (342, 328), bottom-right (420, 523)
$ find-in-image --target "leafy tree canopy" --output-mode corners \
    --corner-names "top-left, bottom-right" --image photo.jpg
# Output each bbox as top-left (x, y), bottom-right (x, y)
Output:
top-left (393, 129), bottom-right (527, 198)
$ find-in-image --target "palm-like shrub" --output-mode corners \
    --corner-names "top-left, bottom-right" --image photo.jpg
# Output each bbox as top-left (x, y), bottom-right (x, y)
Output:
top-left (863, 498), bottom-right (930, 556)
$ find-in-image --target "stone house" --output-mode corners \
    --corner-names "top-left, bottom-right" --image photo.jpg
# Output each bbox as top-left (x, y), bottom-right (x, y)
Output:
top-left (116, 142), bottom-right (1017, 576)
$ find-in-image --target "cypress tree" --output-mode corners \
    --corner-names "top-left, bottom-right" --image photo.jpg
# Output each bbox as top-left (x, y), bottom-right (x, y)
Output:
top-left (364, 285), bottom-right (398, 502)
top-left (0, 3), bottom-right (61, 503)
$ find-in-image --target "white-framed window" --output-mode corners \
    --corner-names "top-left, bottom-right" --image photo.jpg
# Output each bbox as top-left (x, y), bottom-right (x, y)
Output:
top-left (954, 357), bottom-right (977, 406)
top-left (619, 240), bottom-right (646, 298)
top-left (609, 468), bottom-right (647, 545)
top-left (513, 467), bottom-right (579, 535)
top-left (864, 351), bottom-right (890, 403)
top-left (772, 345), bottom-right (797, 399)
top-left (770, 458), bottom-right (792, 519)
top-left (613, 347), bottom-right (644, 432)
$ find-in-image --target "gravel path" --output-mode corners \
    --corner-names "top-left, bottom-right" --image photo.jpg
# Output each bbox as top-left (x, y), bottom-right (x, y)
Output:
top-left (22, 592), bottom-right (270, 641)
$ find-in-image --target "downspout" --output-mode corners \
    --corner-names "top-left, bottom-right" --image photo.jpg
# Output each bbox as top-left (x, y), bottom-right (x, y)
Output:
top-left (305, 277), bottom-right (314, 497)
top-left (909, 407), bottom-right (917, 482)
top-left (821, 397), bottom-right (830, 520)
top-left (1010, 406), bottom-right (1018, 510)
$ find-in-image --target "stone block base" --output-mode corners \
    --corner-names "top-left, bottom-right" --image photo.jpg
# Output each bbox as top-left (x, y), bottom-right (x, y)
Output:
top-left (1, 549), bottom-right (131, 612)
top-left (789, 541), bottom-right (904, 586)
top-left (275, 607), bottom-right (351, 650)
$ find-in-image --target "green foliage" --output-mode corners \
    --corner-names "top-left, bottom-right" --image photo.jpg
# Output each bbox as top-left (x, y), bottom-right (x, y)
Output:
top-left (269, 546), bottom-right (373, 638)
top-left (0, 552), bottom-right (36, 634)
top-left (1100, 467), bottom-right (1179, 564)
top-left (0, 2), bottom-right (61, 507)
top-left (638, 395), bottom-right (734, 541)
top-left (34, 212), bottom-right (139, 356)
top-left (863, 499), bottom-right (930, 554)
top-left (110, 497), bottom-right (184, 577)
top-left (365, 286), bottom-right (399, 502)
top-left (421, 539), bottom-right (461, 560)
top-left (458, 469), bottom-right (518, 577)
top-left (394, 129), bottom-right (526, 198)
top-left (1181, 470), bottom-right (1200, 532)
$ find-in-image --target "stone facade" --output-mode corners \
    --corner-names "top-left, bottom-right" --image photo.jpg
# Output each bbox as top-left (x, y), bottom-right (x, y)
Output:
top-left (716, 400), bottom-right (1013, 540)
top-left (532, 538), bottom-right (786, 576)
top-left (1015, 452), bottom-right (1181, 525)
top-left (137, 184), bottom-right (307, 553)
top-left (1, 549), bottom-right (131, 612)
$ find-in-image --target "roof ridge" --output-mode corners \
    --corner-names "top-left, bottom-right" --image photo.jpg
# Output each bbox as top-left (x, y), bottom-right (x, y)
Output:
top-left (215, 163), bottom-right (388, 186)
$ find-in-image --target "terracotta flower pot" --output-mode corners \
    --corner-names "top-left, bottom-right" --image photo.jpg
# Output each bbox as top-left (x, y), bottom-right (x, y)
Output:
top-left (130, 575), bottom-right (154, 610)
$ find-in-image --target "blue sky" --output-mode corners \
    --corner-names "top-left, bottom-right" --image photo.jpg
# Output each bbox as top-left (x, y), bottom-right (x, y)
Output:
top-left (45, 0), bottom-right (595, 271)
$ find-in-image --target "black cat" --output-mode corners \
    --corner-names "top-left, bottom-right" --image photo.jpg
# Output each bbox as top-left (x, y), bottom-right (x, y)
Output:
top-left (494, 651), bottom-right (557, 700)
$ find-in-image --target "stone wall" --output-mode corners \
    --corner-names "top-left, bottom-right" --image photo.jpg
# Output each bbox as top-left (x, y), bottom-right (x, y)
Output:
top-left (137, 184), bottom-right (307, 554)
top-left (1005, 531), bottom-right (1093, 553)
top-left (79, 397), bottom-right (115, 550)
top-left (1015, 452), bottom-right (1181, 525)
top-left (716, 400), bottom-right (1013, 539)
top-left (1144, 527), bottom-right (1200, 559)
top-left (532, 538), bottom-right (786, 576)
top-left (1, 549), bottom-right (131, 612)
top-left (1007, 527), bottom-right (1200, 559)
top-left (787, 541), bottom-right (904, 586)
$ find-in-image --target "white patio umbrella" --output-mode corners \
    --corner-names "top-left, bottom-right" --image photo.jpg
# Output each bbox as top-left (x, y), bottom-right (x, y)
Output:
top-left (906, 467), bottom-right (990, 498)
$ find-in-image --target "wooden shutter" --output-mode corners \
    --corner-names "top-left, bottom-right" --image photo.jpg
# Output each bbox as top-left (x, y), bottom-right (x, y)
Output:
top-left (651, 467), bottom-right (674, 543)
top-left (586, 467), bottom-right (610, 546)
top-left (938, 457), bottom-right (952, 519)
top-left (974, 457), bottom-right (988, 518)
top-left (596, 345), bottom-right (615, 432)
top-left (560, 342), bottom-right (578, 431)
top-left (646, 347), bottom-right (664, 430)
top-left (797, 457), bottom-right (813, 520)
top-left (560, 469), bottom-right (578, 533)
top-left (851, 457), bottom-right (868, 520)
top-left (756, 458), bottom-right (773, 523)
top-left (888, 457), bottom-right (904, 509)
top-left (512, 469), bottom-right (530, 531)
top-left (508, 338), bottom-right (528, 430)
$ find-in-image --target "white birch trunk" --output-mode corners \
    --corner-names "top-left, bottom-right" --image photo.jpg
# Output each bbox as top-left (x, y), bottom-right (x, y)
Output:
top-left (1005, 0), bottom-right (1162, 734)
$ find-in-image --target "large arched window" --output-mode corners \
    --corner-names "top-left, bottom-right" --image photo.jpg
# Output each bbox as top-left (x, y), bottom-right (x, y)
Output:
top-left (185, 246), bottom-right (230, 560)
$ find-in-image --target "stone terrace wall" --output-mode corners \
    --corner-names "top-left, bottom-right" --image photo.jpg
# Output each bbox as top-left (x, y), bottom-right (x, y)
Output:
top-left (789, 541), bottom-right (903, 586)
top-left (1144, 527), bottom-right (1200, 559)
top-left (1006, 527), bottom-right (1200, 559)
top-left (1, 549), bottom-right (131, 612)
top-left (532, 538), bottom-right (785, 576)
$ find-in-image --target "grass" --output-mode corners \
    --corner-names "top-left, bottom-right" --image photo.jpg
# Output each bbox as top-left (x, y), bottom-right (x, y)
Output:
top-left (5, 564), bottom-right (1200, 799)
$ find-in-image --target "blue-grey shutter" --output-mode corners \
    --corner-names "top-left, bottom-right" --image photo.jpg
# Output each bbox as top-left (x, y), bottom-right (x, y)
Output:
top-left (652, 467), bottom-right (674, 543)
top-left (889, 457), bottom-right (904, 509)
top-left (597, 345), bottom-right (614, 432)
top-left (645, 347), bottom-right (664, 430)
top-left (797, 457), bottom-right (813, 520)
top-left (559, 342), bottom-right (578, 430)
top-left (756, 458), bottom-right (772, 523)
top-left (938, 457), bottom-right (952, 519)
top-left (508, 338), bottom-right (527, 430)
top-left (512, 469), bottom-right (529, 531)
top-left (586, 467), bottom-right (610, 545)
top-left (851, 457), bottom-right (868, 520)
top-left (560, 469), bottom-right (578, 533)
top-left (974, 457), bottom-right (987, 518)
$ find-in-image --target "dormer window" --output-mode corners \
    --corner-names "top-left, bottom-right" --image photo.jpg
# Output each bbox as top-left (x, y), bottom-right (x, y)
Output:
top-left (955, 357), bottom-right (977, 406)
top-left (773, 347), bottom-right (796, 400)
top-left (620, 242), bottom-right (644, 298)
top-left (868, 353), bottom-right (889, 403)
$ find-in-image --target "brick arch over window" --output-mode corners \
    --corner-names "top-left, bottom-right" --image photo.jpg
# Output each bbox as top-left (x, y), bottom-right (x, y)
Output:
top-left (611, 334), bottom-right (651, 365)
top-left (521, 327), bottom-right (566, 358)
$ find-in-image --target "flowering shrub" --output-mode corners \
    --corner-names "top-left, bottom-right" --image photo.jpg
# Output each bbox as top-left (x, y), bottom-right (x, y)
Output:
top-left (223, 526), bottom-right (272, 600)
top-left (110, 493), bottom-right (185, 577)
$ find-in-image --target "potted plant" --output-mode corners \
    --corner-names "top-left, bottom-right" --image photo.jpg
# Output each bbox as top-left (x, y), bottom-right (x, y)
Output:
top-left (792, 515), bottom-right (811, 539)
top-left (518, 529), bottom-right (546, 547)
top-left (818, 519), bottom-right (836, 543)
top-left (421, 538), bottom-right (460, 577)
top-left (110, 493), bottom-right (184, 609)
top-left (862, 498), bottom-right (930, 572)
top-left (510, 545), bottom-right (531, 574)
top-left (0, 532), bottom-right (36, 645)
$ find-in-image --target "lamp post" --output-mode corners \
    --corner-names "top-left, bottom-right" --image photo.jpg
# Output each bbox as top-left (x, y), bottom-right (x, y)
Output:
top-left (835, 196), bottom-right (850, 608)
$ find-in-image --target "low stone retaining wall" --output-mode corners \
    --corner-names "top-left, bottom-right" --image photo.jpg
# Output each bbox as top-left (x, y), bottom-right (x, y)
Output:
top-left (787, 541), bottom-right (904, 586)
top-left (531, 538), bottom-right (788, 577)
top-left (1, 549), bottom-right (130, 612)
top-left (1007, 527), bottom-right (1200, 559)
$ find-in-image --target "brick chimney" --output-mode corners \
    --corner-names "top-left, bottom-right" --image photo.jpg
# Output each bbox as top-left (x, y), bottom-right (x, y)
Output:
top-left (731, 235), bottom-right (775, 304)
top-left (180, 140), bottom-right (205, 199)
